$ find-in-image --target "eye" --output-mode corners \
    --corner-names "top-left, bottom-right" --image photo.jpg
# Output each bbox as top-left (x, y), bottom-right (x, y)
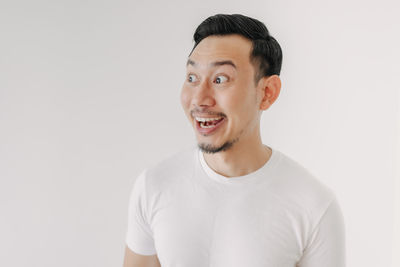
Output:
top-left (187, 74), bottom-right (198, 83)
top-left (215, 75), bottom-right (228, 84)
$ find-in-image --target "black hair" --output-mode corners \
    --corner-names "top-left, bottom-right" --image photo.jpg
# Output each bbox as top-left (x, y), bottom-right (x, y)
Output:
top-left (190, 14), bottom-right (282, 84)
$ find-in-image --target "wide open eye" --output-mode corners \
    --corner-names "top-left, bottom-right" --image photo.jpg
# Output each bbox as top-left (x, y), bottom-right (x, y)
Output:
top-left (215, 75), bottom-right (228, 84)
top-left (187, 74), bottom-right (198, 83)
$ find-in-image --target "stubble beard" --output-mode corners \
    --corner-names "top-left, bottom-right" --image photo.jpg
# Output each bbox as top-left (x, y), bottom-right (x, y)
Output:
top-left (197, 137), bottom-right (239, 154)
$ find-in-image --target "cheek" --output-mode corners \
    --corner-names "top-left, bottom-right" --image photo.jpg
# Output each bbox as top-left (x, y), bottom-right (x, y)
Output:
top-left (221, 90), bottom-right (249, 111)
top-left (222, 89), bottom-right (257, 119)
top-left (180, 86), bottom-right (191, 111)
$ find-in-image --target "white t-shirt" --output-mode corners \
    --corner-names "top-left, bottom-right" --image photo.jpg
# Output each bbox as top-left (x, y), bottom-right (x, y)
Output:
top-left (125, 145), bottom-right (346, 267)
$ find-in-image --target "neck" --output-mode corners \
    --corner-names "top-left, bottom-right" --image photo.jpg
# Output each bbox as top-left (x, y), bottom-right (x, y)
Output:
top-left (202, 137), bottom-right (272, 178)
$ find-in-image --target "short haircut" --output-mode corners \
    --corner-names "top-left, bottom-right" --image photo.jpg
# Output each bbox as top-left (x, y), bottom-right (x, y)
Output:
top-left (190, 14), bottom-right (283, 84)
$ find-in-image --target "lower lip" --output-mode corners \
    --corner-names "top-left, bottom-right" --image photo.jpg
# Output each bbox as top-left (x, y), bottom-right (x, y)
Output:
top-left (195, 118), bottom-right (226, 135)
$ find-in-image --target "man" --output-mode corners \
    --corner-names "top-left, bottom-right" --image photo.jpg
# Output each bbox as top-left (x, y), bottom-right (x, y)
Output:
top-left (123, 14), bottom-right (346, 267)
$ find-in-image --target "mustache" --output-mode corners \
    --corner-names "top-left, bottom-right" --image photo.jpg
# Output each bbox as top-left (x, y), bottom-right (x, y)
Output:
top-left (191, 109), bottom-right (226, 118)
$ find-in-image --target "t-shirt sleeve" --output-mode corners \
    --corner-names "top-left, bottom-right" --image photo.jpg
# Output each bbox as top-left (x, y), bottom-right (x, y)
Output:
top-left (125, 170), bottom-right (157, 255)
top-left (297, 196), bottom-right (346, 267)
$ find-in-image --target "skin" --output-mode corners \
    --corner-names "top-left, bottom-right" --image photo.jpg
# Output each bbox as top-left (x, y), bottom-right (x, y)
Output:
top-left (123, 246), bottom-right (161, 267)
top-left (181, 34), bottom-right (281, 177)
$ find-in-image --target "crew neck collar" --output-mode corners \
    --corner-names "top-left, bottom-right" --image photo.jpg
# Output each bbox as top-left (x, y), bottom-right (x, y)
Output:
top-left (197, 145), bottom-right (281, 186)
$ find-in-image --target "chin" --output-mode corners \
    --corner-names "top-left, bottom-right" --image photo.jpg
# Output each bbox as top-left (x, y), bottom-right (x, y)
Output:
top-left (198, 139), bottom-right (236, 154)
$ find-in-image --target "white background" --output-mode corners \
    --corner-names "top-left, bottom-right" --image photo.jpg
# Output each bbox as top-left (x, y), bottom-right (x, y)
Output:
top-left (0, 0), bottom-right (399, 266)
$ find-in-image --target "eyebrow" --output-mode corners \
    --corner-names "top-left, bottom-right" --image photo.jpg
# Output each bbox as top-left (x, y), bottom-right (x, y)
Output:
top-left (186, 59), bottom-right (237, 69)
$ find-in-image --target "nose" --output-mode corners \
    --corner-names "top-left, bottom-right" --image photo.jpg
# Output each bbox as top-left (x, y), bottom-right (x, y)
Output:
top-left (192, 80), bottom-right (216, 108)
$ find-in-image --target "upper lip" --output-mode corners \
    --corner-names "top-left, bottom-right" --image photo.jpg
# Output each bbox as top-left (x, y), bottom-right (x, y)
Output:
top-left (193, 113), bottom-right (225, 120)
top-left (191, 112), bottom-right (225, 118)
top-left (194, 116), bottom-right (224, 122)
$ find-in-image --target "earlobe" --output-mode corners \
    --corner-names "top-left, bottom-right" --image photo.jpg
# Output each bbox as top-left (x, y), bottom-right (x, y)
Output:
top-left (259, 75), bottom-right (281, 110)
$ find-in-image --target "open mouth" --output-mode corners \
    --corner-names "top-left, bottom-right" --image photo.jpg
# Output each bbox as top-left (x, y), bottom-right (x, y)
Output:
top-left (197, 117), bottom-right (224, 128)
top-left (194, 116), bottom-right (225, 134)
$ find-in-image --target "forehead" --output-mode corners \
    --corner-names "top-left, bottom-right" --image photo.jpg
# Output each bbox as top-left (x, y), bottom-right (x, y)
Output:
top-left (188, 34), bottom-right (253, 68)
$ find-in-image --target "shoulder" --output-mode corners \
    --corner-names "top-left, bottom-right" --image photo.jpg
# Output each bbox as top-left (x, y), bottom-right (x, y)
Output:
top-left (271, 149), bottom-right (336, 220)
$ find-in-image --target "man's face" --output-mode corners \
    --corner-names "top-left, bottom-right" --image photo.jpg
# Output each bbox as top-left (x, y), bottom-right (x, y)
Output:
top-left (180, 34), bottom-right (262, 154)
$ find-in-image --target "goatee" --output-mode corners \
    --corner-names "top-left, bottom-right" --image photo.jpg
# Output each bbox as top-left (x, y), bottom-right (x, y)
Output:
top-left (198, 138), bottom-right (238, 154)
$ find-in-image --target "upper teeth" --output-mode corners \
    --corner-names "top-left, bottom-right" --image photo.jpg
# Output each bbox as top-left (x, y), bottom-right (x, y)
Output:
top-left (195, 117), bottom-right (223, 122)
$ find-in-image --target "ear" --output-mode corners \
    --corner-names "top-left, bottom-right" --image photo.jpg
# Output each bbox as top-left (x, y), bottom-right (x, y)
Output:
top-left (259, 75), bottom-right (281, 110)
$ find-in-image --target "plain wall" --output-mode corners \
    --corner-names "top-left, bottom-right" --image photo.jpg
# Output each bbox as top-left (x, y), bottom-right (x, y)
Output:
top-left (0, 0), bottom-right (399, 266)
